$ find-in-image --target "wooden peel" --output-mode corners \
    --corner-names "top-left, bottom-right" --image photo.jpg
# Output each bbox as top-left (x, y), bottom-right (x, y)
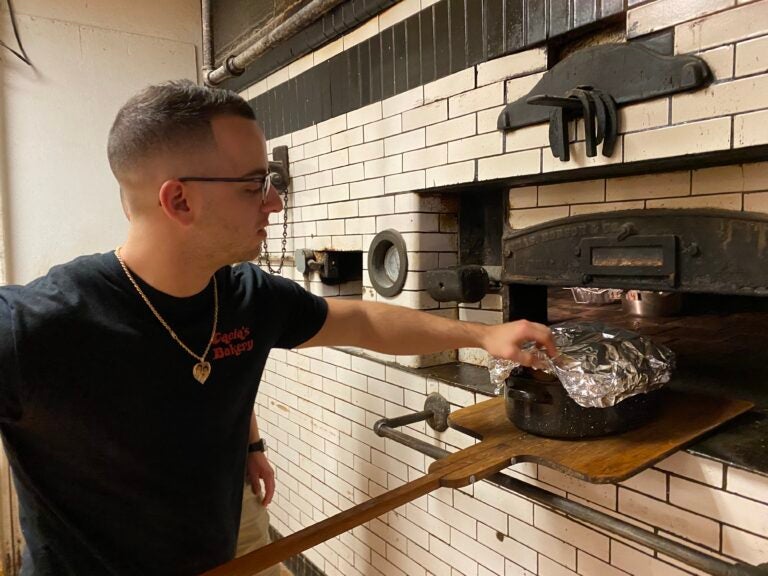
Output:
top-left (202, 390), bottom-right (752, 575)
top-left (200, 454), bottom-right (513, 576)
top-left (438, 390), bottom-right (753, 483)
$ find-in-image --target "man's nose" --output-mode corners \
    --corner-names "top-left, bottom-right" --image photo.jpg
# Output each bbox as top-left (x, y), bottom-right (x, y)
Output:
top-left (262, 185), bottom-right (284, 213)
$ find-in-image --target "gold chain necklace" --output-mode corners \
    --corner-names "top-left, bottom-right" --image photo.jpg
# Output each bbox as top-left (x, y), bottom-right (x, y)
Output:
top-left (114, 247), bottom-right (218, 384)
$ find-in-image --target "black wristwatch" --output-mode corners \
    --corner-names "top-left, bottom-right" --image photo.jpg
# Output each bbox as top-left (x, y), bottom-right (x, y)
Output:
top-left (247, 439), bottom-right (266, 453)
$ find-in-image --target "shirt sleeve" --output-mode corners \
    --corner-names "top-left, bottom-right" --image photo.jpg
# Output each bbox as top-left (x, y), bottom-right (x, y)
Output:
top-left (0, 295), bottom-right (23, 422)
top-left (265, 274), bottom-right (329, 350)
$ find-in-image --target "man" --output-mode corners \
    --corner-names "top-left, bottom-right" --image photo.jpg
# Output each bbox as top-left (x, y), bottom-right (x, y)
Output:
top-left (0, 80), bottom-right (556, 575)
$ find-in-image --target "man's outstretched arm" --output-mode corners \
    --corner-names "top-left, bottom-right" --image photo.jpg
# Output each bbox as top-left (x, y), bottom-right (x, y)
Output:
top-left (299, 299), bottom-right (556, 366)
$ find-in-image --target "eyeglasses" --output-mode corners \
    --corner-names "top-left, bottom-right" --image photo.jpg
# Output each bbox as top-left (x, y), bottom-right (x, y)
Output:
top-left (177, 172), bottom-right (286, 204)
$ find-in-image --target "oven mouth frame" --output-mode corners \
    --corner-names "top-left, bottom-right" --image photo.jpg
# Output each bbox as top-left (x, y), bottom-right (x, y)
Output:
top-left (502, 208), bottom-right (768, 296)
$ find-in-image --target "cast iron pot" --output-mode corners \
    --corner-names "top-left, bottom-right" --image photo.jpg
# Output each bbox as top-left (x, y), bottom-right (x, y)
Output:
top-left (504, 369), bottom-right (662, 439)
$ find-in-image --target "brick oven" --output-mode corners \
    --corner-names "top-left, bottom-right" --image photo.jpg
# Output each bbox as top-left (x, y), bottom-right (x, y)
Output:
top-left (210, 1), bottom-right (768, 574)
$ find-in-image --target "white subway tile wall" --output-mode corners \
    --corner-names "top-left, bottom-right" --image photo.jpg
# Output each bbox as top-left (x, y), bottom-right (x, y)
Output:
top-left (248, 3), bottom-right (768, 574)
top-left (259, 341), bottom-right (768, 576)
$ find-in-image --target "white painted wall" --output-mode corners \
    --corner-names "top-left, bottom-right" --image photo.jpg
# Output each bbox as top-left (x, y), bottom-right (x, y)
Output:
top-left (0, 3), bottom-right (200, 571)
top-left (0, 0), bottom-right (201, 285)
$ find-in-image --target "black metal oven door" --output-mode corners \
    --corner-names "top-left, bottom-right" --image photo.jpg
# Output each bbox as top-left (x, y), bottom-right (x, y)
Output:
top-left (502, 209), bottom-right (768, 297)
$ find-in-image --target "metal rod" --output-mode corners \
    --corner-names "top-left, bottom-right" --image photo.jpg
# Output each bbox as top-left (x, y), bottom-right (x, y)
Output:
top-left (374, 410), bottom-right (767, 576)
top-left (483, 473), bottom-right (766, 576)
top-left (201, 0), bottom-right (213, 77)
top-left (205, 0), bottom-right (347, 86)
top-left (374, 410), bottom-right (433, 433)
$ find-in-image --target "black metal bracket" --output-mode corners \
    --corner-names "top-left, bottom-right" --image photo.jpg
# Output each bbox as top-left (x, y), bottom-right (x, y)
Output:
top-left (268, 145), bottom-right (291, 192)
top-left (497, 43), bottom-right (711, 162)
top-left (528, 85), bottom-right (619, 161)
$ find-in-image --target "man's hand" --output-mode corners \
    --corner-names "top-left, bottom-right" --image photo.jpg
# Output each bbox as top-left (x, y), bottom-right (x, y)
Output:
top-left (480, 319), bottom-right (558, 366)
top-left (246, 451), bottom-right (275, 507)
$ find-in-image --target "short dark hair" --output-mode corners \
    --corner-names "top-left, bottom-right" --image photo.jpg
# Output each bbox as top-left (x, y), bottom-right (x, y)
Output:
top-left (107, 80), bottom-right (256, 178)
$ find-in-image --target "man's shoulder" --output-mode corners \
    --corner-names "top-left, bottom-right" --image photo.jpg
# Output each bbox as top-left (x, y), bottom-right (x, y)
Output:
top-left (0, 252), bottom-right (114, 311)
top-left (225, 263), bottom-right (322, 313)
top-left (229, 261), bottom-right (296, 292)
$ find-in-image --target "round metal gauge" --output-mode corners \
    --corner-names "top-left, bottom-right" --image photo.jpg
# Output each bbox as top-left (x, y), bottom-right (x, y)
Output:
top-left (368, 229), bottom-right (408, 297)
top-left (383, 245), bottom-right (401, 282)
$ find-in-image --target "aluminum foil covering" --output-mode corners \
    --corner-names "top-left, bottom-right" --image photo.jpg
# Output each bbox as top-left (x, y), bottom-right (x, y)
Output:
top-left (488, 321), bottom-right (675, 407)
top-left (488, 358), bottom-right (519, 396)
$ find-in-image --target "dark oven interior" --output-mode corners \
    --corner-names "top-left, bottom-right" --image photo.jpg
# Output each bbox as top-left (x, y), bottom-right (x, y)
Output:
top-left (544, 287), bottom-right (768, 409)
top-left (501, 208), bottom-right (768, 403)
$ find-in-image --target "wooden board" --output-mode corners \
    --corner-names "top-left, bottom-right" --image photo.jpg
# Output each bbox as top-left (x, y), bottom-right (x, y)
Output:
top-left (431, 390), bottom-right (753, 485)
top-left (203, 390), bottom-right (752, 575)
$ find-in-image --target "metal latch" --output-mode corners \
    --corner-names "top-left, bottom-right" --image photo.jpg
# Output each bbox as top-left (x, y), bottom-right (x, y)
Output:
top-left (295, 249), bottom-right (363, 285)
top-left (425, 265), bottom-right (501, 303)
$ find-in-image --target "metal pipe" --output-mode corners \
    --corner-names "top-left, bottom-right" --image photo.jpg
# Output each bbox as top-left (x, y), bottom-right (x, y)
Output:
top-left (201, 0), bottom-right (214, 77)
top-left (374, 410), bottom-right (434, 433)
top-left (205, 0), bottom-right (347, 86)
top-left (483, 473), bottom-right (766, 576)
top-left (375, 410), bottom-right (768, 576)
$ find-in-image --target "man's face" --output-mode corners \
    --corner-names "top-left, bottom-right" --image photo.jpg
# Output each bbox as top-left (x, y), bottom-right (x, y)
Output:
top-left (192, 115), bottom-right (283, 264)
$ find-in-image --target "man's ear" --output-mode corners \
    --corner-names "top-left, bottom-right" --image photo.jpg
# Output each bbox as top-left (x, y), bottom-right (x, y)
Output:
top-left (158, 179), bottom-right (194, 225)
top-left (119, 188), bottom-right (132, 222)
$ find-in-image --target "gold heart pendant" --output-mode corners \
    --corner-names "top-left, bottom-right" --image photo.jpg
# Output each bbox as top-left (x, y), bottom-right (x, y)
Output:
top-left (193, 361), bottom-right (212, 384)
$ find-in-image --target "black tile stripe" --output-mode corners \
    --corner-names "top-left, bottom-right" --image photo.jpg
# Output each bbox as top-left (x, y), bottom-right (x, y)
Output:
top-left (448, 0), bottom-right (467, 73)
top-left (550, 0), bottom-right (571, 37)
top-left (434, 0), bottom-right (451, 79)
top-left (406, 15), bottom-right (422, 90)
top-left (574, 0), bottom-right (596, 28)
top-left (466, 0), bottom-right (485, 66)
top-left (526, 0), bottom-right (547, 45)
top-left (347, 45), bottom-right (362, 111)
top-left (304, 66), bottom-right (320, 128)
top-left (370, 33), bottom-right (383, 103)
top-left (359, 40), bottom-right (372, 106)
top-left (249, 0), bottom-right (616, 140)
top-left (485, 0), bottom-right (505, 60)
top-left (330, 53), bottom-right (347, 118)
top-left (394, 21), bottom-right (408, 93)
top-left (420, 6), bottom-right (436, 84)
top-left (381, 26), bottom-right (395, 99)
top-left (317, 61), bottom-right (333, 123)
top-left (505, 0), bottom-right (525, 53)
top-left (602, 0), bottom-right (624, 17)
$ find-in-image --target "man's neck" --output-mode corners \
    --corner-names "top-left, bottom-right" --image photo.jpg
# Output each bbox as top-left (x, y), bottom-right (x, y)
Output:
top-left (119, 231), bottom-right (217, 298)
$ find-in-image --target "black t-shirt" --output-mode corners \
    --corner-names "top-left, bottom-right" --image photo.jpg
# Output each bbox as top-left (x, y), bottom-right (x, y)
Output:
top-left (0, 252), bottom-right (328, 575)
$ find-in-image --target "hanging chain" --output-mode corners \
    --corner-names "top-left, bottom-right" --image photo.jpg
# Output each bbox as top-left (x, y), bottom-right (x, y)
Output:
top-left (259, 185), bottom-right (290, 274)
top-left (115, 247), bottom-right (219, 363)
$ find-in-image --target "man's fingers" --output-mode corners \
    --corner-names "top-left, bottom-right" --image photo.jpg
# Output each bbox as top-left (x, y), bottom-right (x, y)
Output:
top-left (262, 474), bottom-right (275, 507)
top-left (515, 321), bottom-right (558, 357)
top-left (515, 350), bottom-right (537, 368)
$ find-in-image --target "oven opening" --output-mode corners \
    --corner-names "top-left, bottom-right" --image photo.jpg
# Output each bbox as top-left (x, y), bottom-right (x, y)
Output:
top-left (546, 287), bottom-right (768, 410)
